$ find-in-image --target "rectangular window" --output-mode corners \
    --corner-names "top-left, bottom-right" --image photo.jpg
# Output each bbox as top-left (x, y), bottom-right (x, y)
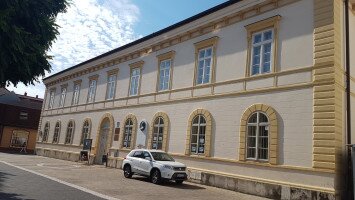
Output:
top-left (196, 47), bottom-right (213, 85)
top-left (59, 87), bottom-right (67, 107)
top-left (10, 130), bottom-right (29, 148)
top-left (251, 29), bottom-right (273, 76)
top-left (87, 79), bottom-right (97, 103)
top-left (106, 74), bottom-right (116, 100)
top-left (130, 68), bottom-right (140, 96)
top-left (158, 59), bottom-right (171, 91)
top-left (72, 83), bottom-right (80, 105)
top-left (19, 112), bottom-right (28, 120)
top-left (48, 90), bottom-right (55, 109)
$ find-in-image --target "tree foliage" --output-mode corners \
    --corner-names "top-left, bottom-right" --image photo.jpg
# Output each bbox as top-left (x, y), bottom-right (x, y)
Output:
top-left (0, 0), bottom-right (69, 87)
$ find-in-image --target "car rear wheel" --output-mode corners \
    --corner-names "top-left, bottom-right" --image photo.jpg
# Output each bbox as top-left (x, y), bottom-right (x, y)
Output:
top-left (151, 169), bottom-right (162, 184)
top-left (123, 165), bottom-right (133, 178)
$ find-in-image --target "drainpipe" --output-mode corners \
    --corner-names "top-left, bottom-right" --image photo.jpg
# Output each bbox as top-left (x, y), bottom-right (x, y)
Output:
top-left (344, 0), bottom-right (353, 199)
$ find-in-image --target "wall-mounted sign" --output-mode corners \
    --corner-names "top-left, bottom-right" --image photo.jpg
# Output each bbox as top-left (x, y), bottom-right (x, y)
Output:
top-left (139, 121), bottom-right (147, 131)
top-left (83, 139), bottom-right (92, 151)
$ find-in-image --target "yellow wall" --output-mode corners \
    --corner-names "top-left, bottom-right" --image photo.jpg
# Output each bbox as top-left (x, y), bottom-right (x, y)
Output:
top-left (0, 126), bottom-right (37, 150)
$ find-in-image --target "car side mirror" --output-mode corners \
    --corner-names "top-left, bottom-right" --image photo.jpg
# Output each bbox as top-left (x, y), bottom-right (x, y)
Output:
top-left (145, 156), bottom-right (152, 161)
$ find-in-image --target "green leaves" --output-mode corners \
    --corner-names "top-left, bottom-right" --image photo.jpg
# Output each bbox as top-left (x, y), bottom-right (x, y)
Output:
top-left (0, 0), bottom-right (69, 87)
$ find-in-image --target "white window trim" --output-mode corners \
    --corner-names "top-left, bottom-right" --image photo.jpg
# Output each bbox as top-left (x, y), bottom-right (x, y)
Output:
top-left (246, 112), bottom-right (269, 161)
top-left (190, 115), bottom-right (207, 155)
top-left (59, 87), bottom-right (67, 107)
top-left (123, 119), bottom-right (133, 148)
top-left (48, 90), bottom-right (55, 109)
top-left (72, 84), bottom-right (81, 105)
top-left (129, 68), bottom-right (140, 96)
top-left (158, 59), bottom-right (171, 91)
top-left (106, 74), bottom-right (116, 100)
top-left (87, 79), bottom-right (97, 103)
top-left (250, 28), bottom-right (274, 76)
top-left (196, 46), bottom-right (213, 85)
top-left (152, 117), bottom-right (164, 150)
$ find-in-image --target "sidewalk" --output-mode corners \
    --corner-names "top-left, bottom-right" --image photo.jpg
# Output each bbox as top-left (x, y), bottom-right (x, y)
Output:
top-left (0, 152), bottom-right (267, 200)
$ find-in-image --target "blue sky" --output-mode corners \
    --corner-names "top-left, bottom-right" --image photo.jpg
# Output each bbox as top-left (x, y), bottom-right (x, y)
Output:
top-left (6, 0), bottom-right (228, 97)
top-left (132, 0), bottom-right (228, 36)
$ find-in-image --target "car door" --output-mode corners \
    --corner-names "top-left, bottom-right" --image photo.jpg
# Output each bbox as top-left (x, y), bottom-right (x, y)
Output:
top-left (139, 151), bottom-right (153, 175)
top-left (131, 151), bottom-right (143, 173)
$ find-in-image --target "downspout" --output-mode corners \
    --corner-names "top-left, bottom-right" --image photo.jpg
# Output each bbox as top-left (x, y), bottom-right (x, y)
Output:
top-left (344, 0), bottom-right (353, 199)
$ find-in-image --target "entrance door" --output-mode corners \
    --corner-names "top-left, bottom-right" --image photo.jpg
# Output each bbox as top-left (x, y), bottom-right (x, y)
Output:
top-left (96, 119), bottom-right (110, 164)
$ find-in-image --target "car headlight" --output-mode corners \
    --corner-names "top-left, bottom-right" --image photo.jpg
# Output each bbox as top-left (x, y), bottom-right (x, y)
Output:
top-left (163, 165), bottom-right (173, 170)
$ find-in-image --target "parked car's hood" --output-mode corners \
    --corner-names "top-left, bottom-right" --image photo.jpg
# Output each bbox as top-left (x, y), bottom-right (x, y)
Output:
top-left (156, 161), bottom-right (185, 167)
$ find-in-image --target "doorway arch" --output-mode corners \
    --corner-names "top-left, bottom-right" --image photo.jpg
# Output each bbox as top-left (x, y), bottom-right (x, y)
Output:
top-left (95, 113), bottom-right (114, 164)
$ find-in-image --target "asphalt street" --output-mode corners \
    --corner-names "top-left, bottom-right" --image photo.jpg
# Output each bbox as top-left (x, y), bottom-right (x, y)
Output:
top-left (0, 162), bottom-right (106, 200)
top-left (0, 153), bottom-right (267, 200)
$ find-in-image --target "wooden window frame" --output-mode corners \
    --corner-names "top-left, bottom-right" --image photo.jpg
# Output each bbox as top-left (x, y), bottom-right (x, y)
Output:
top-left (128, 61), bottom-right (144, 96)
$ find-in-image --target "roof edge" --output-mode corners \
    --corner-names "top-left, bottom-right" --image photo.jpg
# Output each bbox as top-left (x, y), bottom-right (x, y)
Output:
top-left (43, 0), bottom-right (240, 82)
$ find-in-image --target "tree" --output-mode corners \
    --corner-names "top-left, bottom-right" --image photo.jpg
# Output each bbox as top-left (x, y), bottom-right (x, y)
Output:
top-left (0, 0), bottom-right (69, 87)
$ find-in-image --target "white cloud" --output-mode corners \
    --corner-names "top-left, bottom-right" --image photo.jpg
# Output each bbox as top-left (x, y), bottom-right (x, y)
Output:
top-left (7, 0), bottom-right (140, 98)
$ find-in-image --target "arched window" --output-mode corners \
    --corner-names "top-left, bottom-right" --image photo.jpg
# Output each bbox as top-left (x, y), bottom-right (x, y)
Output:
top-left (152, 117), bottom-right (164, 150)
top-left (239, 104), bottom-right (278, 165)
top-left (246, 112), bottom-right (269, 160)
top-left (65, 121), bottom-right (74, 144)
top-left (52, 121), bottom-right (61, 143)
top-left (190, 115), bottom-right (206, 154)
top-left (185, 109), bottom-right (213, 157)
top-left (80, 120), bottom-right (91, 145)
top-left (42, 122), bottom-right (50, 142)
top-left (122, 119), bottom-right (133, 148)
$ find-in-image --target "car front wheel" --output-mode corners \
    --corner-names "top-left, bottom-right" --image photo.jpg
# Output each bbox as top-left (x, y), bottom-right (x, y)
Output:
top-left (175, 180), bottom-right (184, 184)
top-left (123, 165), bottom-right (133, 178)
top-left (151, 169), bottom-right (162, 184)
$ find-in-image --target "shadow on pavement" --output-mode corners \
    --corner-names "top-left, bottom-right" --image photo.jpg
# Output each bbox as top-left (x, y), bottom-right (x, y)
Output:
top-left (0, 192), bottom-right (35, 200)
top-left (132, 176), bottom-right (206, 190)
top-left (0, 171), bottom-right (34, 200)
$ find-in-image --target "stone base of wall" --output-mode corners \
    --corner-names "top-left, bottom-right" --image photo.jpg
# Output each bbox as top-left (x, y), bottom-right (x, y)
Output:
top-left (35, 149), bottom-right (336, 200)
top-left (35, 147), bottom-right (95, 164)
top-left (188, 170), bottom-right (336, 200)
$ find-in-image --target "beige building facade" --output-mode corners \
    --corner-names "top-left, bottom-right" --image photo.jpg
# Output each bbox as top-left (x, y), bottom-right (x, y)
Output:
top-left (36, 0), bottom-right (355, 199)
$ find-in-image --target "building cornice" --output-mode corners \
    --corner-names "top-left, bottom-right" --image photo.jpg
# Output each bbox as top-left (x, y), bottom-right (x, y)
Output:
top-left (44, 0), bottom-right (302, 87)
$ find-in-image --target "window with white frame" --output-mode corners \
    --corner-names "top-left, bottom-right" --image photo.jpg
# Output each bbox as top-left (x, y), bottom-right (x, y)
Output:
top-left (65, 121), bottom-right (74, 144)
top-left (196, 47), bottom-right (213, 85)
top-left (72, 84), bottom-right (80, 105)
top-left (48, 90), bottom-right (55, 109)
top-left (42, 122), bottom-right (50, 142)
top-left (246, 112), bottom-right (269, 161)
top-left (87, 79), bottom-right (97, 103)
top-left (80, 120), bottom-right (90, 145)
top-left (190, 115), bottom-right (206, 154)
top-left (59, 87), bottom-right (67, 107)
top-left (130, 68), bottom-right (140, 96)
top-left (52, 122), bottom-right (60, 143)
top-left (151, 117), bottom-right (164, 150)
top-left (158, 59), bottom-right (171, 91)
top-left (250, 29), bottom-right (273, 76)
top-left (106, 74), bottom-right (116, 100)
top-left (122, 119), bottom-right (133, 148)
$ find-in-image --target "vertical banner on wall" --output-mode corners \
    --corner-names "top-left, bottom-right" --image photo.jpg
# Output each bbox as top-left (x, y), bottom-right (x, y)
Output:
top-left (136, 120), bottom-right (148, 148)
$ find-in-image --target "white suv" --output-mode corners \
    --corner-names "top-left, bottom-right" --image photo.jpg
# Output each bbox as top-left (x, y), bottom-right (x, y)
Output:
top-left (122, 149), bottom-right (188, 184)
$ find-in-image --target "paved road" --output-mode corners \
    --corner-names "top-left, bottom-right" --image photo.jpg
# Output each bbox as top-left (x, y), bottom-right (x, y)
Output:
top-left (0, 153), bottom-right (267, 200)
top-left (0, 162), bottom-right (106, 200)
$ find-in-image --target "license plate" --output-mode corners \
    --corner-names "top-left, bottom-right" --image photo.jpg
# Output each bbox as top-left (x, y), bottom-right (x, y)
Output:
top-left (176, 174), bottom-right (185, 178)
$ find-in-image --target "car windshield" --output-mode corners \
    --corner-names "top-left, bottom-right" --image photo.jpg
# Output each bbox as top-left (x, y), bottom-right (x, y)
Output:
top-left (150, 152), bottom-right (175, 161)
